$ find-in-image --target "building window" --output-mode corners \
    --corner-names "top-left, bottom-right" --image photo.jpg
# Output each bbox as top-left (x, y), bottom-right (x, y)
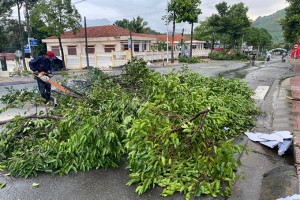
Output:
top-left (51, 46), bottom-right (60, 56)
top-left (104, 45), bottom-right (115, 52)
top-left (85, 46), bottom-right (95, 54)
top-left (68, 46), bottom-right (77, 55)
top-left (123, 44), bottom-right (129, 51)
top-left (134, 44), bottom-right (139, 52)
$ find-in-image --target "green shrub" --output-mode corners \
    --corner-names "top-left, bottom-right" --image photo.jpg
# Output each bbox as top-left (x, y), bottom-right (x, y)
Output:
top-left (209, 51), bottom-right (250, 61)
top-left (178, 56), bottom-right (207, 63)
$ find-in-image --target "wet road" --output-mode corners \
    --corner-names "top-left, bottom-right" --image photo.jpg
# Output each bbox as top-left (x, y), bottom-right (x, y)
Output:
top-left (1, 57), bottom-right (300, 200)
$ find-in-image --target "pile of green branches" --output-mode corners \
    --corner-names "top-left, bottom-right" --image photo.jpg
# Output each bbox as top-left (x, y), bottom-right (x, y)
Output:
top-left (0, 61), bottom-right (258, 199)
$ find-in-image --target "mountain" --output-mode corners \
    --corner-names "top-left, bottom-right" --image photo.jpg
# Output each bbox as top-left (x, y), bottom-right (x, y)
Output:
top-left (252, 9), bottom-right (286, 44)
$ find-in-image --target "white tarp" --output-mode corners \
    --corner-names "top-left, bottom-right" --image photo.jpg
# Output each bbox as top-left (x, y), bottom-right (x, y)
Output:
top-left (245, 131), bottom-right (293, 156)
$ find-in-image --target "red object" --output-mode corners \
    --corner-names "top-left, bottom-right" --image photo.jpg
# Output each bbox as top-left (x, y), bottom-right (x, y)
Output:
top-left (46, 51), bottom-right (56, 59)
top-left (0, 53), bottom-right (15, 60)
top-left (170, 40), bottom-right (173, 46)
top-left (296, 46), bottom-right (300, 58)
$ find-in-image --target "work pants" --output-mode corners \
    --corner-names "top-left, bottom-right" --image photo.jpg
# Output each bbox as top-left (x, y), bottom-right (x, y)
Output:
top-left (37, 79), bottom-right (51, 103)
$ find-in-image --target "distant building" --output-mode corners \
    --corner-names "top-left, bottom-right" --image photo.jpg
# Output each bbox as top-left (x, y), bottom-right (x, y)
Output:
top-left (42, 25), bottom-right (205, 56)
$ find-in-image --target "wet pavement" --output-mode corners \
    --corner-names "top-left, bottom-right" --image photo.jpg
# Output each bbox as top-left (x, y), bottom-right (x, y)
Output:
top-left (0, 57), bottom-right (300, 199)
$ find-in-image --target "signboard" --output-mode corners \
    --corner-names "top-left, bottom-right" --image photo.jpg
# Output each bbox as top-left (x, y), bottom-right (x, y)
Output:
top-left (128, 38), bottom-right (132, 49)
top-left (24, 46), bottom-right (30, 53)
top-left (29, 39), bottom-right (37, 46)
top-left (295, 44), bottom-right (299, 49)
top-left (15, 50), bottom-right (22, 57)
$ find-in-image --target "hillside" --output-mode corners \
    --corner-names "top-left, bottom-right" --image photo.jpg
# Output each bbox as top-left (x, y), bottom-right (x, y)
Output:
top-left (252, 9), bottom-right (286, 44)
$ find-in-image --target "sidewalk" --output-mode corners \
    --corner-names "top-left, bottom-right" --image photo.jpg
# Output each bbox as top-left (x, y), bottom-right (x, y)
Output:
top-left (291, 76), bottom-right (300, 192)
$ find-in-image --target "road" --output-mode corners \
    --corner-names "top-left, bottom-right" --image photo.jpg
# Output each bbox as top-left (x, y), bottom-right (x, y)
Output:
top-left (0, 57), bottom-right (299, 200)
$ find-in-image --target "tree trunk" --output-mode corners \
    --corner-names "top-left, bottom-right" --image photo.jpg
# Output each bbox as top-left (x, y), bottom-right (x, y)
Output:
top-left (220, 34), bottom-right (222, 50)
top-left (190, 23), bottom-right (193, 57)
top-left (171, 11), bottom-right (175, 63)
top-left (211, 32), bottom-right (215, 52)
top-left (17, 1), bottom-right (27, 71)
top-left (59, 37), bottom-right (66, 70)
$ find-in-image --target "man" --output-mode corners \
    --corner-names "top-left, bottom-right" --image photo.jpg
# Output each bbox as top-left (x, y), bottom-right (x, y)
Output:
top-left (29, 51), bottom-right (55, 103)
top-left (282, 52), bottom-right (287, 62)
top-left (266, 52), bottom-right (271, 62)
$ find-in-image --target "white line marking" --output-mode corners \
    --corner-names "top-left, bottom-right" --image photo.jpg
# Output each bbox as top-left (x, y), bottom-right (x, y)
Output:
top-left (252, 86), bottom-right (270, 100)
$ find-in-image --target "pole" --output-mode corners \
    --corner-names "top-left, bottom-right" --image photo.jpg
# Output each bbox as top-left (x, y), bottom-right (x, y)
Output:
top-left (166, 0), bottom-right (169, 63)
top-left (181, 28), bottom-right (184, 56)
top-left (25, 0), bottom-right (33, 58)
top-left (167, 21), bottom-right (169, 63)
top-left (130, 30), bottom-right (133, 63)
top-left (84, 16), bottom-right (89, 68)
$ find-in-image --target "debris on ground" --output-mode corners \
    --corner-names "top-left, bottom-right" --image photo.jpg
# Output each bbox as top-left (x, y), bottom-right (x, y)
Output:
top-left (277, 194), bottom-right (300, 200)
top-left (245, 131), bottom-right (293, 155)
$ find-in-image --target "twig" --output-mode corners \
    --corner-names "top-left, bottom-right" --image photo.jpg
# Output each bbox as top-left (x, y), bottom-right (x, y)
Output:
top-left (165, 108), bottom-right (211, 136)
top-left (0, 114), bottom-right (63, 125)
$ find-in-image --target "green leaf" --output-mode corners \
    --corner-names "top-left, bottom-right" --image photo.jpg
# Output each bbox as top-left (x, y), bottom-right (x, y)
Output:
top-left (0, 183), bottom-right (6, 189)
top-left (32, 183), bottom-right (39, 188)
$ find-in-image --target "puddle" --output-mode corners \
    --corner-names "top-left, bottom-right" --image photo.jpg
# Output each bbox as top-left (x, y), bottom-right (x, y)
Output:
top-left (221, 62), bottom-right (265, 79)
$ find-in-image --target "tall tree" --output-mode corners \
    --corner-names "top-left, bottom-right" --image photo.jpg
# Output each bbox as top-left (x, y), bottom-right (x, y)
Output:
top-left (165, 0), bottom-right (182, 63)
top-left (30, 0), bottom-right (81, 70)
top-left (226, 3), bottom-right (251, 49)
top-left (14, 0), bottom-right (27, 70)
top-left (279, 0), bottom-right (300, 44)
top-left (215, 2), bottom-right (229, 48)
top-left (176, 0), bottom-right (201, 57)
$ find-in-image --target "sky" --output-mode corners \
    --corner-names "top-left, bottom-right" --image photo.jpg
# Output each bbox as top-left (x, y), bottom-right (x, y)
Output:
top-left (13, 0), bottom-right (289, 34)
top-left (72, 0), bottom-right (288, 33)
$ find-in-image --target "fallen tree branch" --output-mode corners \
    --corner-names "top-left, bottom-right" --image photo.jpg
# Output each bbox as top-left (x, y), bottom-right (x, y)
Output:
top-left (0, 114), bottom-right (63, 125)
top-left (165, 107), bottom-right (211, 135)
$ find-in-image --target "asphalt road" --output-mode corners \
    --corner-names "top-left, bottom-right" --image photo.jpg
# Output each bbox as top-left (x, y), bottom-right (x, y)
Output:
top-left (0, 57), bottom-right (299, 200)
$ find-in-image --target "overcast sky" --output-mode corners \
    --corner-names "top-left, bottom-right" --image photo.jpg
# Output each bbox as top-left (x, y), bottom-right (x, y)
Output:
top-left (72, 0), bottom-right (288, 33)
top-left (13, 0), bottom-right (288, 34)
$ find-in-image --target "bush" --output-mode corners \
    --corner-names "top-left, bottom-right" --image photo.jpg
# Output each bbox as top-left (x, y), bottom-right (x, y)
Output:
top-left (178, 56), bottom-right (207, 63)
top-left (209, 51), bottom-right (250, 61)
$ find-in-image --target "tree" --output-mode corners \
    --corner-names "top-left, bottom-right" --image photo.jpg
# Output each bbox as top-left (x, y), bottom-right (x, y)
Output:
top-left (215, 2), bottom-right (229, 48)
top-left (176, 0), bottom-right (201, 57)
top-left (243, 27), bottom-right (272, 47)
top-left (31, 0), bottom-right (81, 70)
top-left (279, 0), bottom-right (300, 44)
top-left (114, 19), bottom-right (130, 29)
top-left (13, 0), bottom-right (28, 70)
top-left (165, 0), bottom-right (184, 63)
top-left (226, 3), bottom-right (251, 48)
top-left (114, 17), bottom-right (150, 33)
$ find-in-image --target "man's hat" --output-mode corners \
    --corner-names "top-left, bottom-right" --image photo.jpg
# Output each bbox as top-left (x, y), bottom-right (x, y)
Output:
top-left (46, 51), bottom-right (56, 59)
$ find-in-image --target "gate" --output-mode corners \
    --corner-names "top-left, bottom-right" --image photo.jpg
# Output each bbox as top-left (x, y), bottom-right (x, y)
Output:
top-left (0, 56), bottom-right (7, 71)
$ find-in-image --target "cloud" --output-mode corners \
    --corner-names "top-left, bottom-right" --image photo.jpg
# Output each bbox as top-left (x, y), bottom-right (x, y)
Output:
top-left (73, 0), bottom-right (287, 33)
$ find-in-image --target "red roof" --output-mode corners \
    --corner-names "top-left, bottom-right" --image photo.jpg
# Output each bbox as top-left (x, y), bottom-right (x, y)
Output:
top-left (45, 25), bottom-right (193, 42)
top-left (0, 53), bottom-right (15, 60)
top-left (46, 25), bottom-right (138, 39)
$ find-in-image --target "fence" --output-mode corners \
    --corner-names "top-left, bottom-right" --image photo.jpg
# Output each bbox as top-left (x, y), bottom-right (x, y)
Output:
top-left (62, 49), bottom-right (209, 70)
top-left (7, 49), bottom-right (210, 72)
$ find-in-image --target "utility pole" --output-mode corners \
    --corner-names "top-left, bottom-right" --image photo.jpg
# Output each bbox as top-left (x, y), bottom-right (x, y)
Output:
top-left (166, 0), bottom-right (169, 63)
top-left (84, 16), bottom-right (89, 68)
top-left (130, 30), bottom-right (133, 63)
top-left (24, 0), bottom-right (33, 58)
top-left (16, 0), bottom-right (27, 71)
